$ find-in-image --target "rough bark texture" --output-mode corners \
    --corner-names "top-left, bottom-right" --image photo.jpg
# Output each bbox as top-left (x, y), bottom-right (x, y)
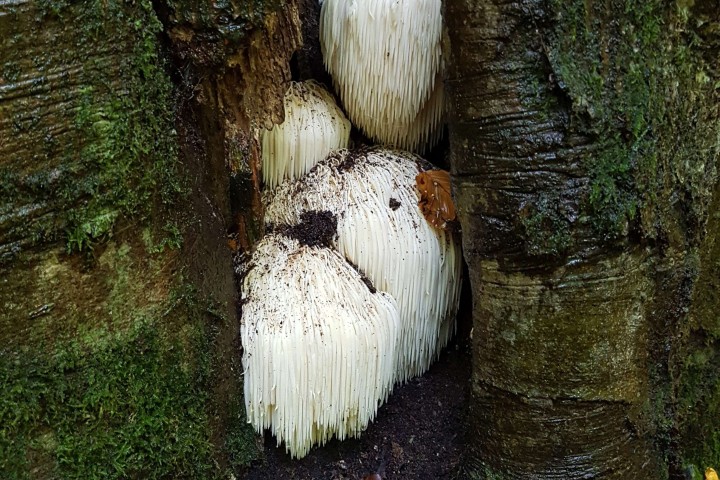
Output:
top-left (445, 0), bottom-right (719, 478)
top-left (0, 0), bottom-right (301, 477)
top-left (157, 0), bottom-right (303, 473)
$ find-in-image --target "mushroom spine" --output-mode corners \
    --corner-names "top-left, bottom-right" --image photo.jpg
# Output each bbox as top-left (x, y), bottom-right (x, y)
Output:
top-left (241, 233), bottom-right (400, 458)
top-left (261, 80), bottom-right (351, 189)
top-left (320, 0), bottom-right (444, 152)
top-left (265, 148), bottom-right (462, 382)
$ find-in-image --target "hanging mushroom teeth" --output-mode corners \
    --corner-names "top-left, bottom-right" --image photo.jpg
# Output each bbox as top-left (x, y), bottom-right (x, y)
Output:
top-left (416, 169), bottom-right (456, 230)
top-left (265, 147), bottom-right (462, 383)
top-left (261, 80), bottom-right (351, 189)
top-left (240, 233), bottom-right (400, 459)
top-left (320, 0), bottom-right (444, 153)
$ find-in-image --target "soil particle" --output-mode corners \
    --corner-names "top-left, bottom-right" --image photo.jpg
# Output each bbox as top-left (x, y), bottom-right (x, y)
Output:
top-left (336, 150), bottom-right (362, 173)
top-left (241, 344), bottom-right (470, 479)
top-left (279, 210), bottom-right (338, 248)
top-left (345, 259), bottom-right (377, 294)
top-left (389, 198), bottom-right (401, 211)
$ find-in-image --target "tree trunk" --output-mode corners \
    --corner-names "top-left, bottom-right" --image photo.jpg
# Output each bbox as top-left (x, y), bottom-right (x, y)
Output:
top-left (0, 0), bottom-right (300, 477)
top-left (445, 0), bottom-right (719, 478)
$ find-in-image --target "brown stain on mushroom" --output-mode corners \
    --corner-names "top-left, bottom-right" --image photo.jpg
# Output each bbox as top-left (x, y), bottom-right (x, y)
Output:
top-left (416, 169), bottom-right (456, 230)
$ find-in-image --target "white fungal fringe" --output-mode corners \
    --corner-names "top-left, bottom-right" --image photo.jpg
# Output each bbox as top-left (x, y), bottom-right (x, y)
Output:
top-left (320, 0), bottom-right (444, 153)
top-left (261, 80), bottom-right (351, 189)
top-left (265, 148), bottom-right (462, 383)
top-left (241, 234), bottom-right (400, 458)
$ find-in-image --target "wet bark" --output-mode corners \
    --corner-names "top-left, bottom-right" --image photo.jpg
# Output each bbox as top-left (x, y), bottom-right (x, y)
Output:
top-left (0, 0), bottom-right (301, 477)
top-left (445, 1), bottom-right (720, 478)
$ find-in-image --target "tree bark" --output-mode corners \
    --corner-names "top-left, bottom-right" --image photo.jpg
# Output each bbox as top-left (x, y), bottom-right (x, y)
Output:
top-left (0, 0), bottom-right (300, 477)
top-left (445, 0), bottom-right (719, 478)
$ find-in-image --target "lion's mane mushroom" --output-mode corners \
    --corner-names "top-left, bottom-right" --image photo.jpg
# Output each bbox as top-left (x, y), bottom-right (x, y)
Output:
top-left (240, 228), bottom-right (400, 459)
top-left (265, 148), bottom-right (462, 382)
top-left (261, 80), bottom-right (351, 189)
top-left (320, 0), bottom-right (444, 152)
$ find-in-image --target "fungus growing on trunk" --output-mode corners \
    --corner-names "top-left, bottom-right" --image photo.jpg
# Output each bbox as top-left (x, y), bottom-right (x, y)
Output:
top-left (265, 148), bottom-right (462, 382)
top-left (240, 233), bottom-right (400, 459)
top-left (261, 80), bottom-right (351, 189)
top-left (320, 0), bottom-right (444, 152)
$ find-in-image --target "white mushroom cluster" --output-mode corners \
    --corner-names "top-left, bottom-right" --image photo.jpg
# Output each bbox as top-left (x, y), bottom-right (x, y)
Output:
top-left (265, 148), bottom-right (462, 382)
top-left (241, 233), bottom-right (400, 458)
top-left (244, 6), bottom-right (459, 459)
top-left (320, 0), bottom-right (444, 152)
top-left (261, 81), bottom-right (351, 189)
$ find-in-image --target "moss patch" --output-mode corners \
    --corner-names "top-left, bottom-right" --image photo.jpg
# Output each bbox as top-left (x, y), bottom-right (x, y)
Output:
top-left (0, 0), bottom-right (179, 258)
top-left (0, 237), bottom-right (258, 478)
top-left (0, 283), bottom-right (212, 479)
top-left (548, 0), bottom-right (720, 244)
top-left (544, 0), bottom-right (720, 473)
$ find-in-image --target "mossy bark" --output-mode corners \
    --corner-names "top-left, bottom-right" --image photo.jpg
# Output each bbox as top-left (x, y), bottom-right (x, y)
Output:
top-left (0, 0), bottom-right (301, 477)
top-left (445, 0), bottom-right (719, 478)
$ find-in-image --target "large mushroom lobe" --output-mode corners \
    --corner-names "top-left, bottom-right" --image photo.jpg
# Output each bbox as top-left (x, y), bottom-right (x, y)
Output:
top-left (265, 148), bottom-right (462, 383)
top-left (320, 0), bottom-right (444, 153)
top-left (240, 233), bottom-right (400, 458)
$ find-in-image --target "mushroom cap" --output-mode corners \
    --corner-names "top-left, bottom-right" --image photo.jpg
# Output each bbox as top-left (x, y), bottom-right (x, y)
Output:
top-left (241, 233), bottom-right (400, 458)
top-left (320, 0), bottom-right (444, 152)
top-left (265, 148), bottom-right (462, 382)
top-left (261, 80), bottom-right (351, 189)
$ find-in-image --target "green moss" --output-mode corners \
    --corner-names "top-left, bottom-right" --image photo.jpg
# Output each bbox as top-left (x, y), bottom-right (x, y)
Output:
top-left (225, 398), bottom-right (261, 473)
top-left (549, 0), bottom-right (720, 242)
top-left (142, 223), bottom-right (183, 254)
top-left (0, 238), bottom-right (259, 478)
top-left (61, 1), bottom-right (180, 252)
top-left (586, 137), bottom-right (638, 238)
top-left (0, 292), bottom-right (213, 479)
top-left (0, 0), bottom-right (181, 257)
